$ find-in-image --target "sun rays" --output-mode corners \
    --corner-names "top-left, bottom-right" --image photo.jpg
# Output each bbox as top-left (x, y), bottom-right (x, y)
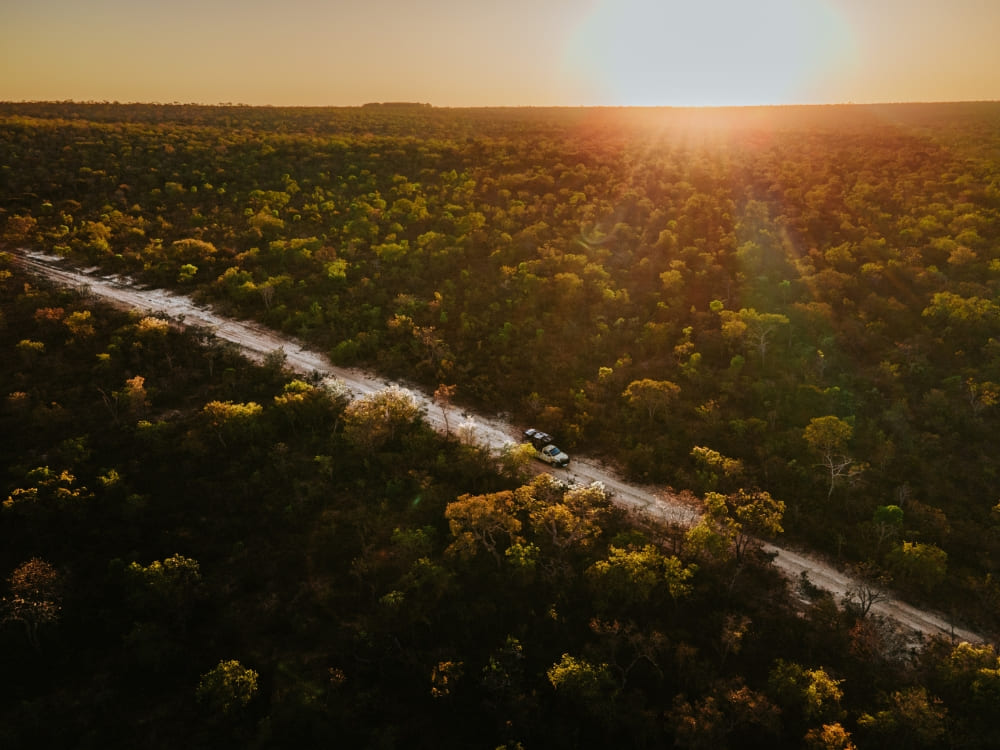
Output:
top-left (562, 0), bottom-right (858, 106)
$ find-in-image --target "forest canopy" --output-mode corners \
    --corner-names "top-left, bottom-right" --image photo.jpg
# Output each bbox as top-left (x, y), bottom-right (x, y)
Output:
top-left (2, 101), bottom-right (1000, 748)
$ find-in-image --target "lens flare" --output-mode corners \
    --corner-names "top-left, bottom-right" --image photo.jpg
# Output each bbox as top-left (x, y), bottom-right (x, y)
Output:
top-left (562, 0), bottom-right (858, 106)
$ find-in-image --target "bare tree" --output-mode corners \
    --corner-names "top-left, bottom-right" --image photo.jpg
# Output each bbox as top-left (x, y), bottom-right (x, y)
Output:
top-left (433, 383), bottom-right (457, 436)
top-left (842, 562), bottom-right (891, 618)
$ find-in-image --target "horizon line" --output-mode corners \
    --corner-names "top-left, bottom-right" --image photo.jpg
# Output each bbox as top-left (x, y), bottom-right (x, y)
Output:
top-left (3, 98), bottom-right (1000, 110)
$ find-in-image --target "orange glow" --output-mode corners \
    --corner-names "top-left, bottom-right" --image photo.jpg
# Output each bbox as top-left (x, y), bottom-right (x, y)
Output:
top-left (0, 0), bottom-right (997, 106)
top-left (562, 0), bottom-right (858, 106)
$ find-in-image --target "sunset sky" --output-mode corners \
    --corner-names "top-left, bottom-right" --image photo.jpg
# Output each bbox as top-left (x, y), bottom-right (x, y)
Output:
top-left (2, 0), bottom-right (998, 107)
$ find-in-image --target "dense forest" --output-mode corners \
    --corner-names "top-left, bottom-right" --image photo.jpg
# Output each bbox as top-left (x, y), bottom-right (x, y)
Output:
top-left (3, 101), bottom-right (1000, 747)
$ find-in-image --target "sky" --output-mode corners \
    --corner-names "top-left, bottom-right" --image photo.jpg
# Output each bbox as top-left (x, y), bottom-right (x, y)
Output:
top-left (2, 0), bottom-right (999, 107)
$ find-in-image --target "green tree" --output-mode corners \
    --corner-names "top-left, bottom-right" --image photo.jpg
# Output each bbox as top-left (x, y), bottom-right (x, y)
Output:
top-left (768, 659), bottom-right (844, 724)
top-left (686, 489), bottom-right (785, 565)
top-left (342, 385), bottom-right (421, 451)
top-left (869, 504), bottom-right (903, 555)
top-left (16, 338), bottom-right (45, 366)
top-left (690, 445), bottom-right (744, 491)
top-left (101, 374), bottom-right (150, 426)
top-left (64, 309), bottom-right (96, 340)
top-left (886, 541), bottom-right (947, 594)
top-left (169, 238), bottom-right (218, 265)
top-left (621, 378), bottom-right (681, 423)
top-left (272, 378), bottom-right (345, 435)
top-left (126, 553), bottom-right (201, 618)
top-left (498, 441), bottom-right (537, 479)
top-left (547, 653), bottom-right (618, 705)
top-left (965, 378), bottom-right (1000, 416)
top-left (804, 416), bottom-right (855, 499)
top-left (526, 479), bottom-right (611, 554)
top-left (3, 466), bottom-right (93, 515)
top-left (588, 544), bottom-right (696, 606)
top-left (481, 635), bottom-right (525, 700)
top-left (202, 400), bottom-right (263, 447)
top-left (196, 659), bottom-right (259, 716)
top-left (719, 308), bottom-right (789, 366)
top-left (857, 687), bottom-right (947, 748)
top-left (939, 641), bottom-right (1000, 710)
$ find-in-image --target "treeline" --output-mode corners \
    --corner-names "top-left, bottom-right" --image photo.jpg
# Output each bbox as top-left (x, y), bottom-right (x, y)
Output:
top-left (4, 255), bottom-right (1000, 749)
top-left (2, 102), bottom-right (1000, 636)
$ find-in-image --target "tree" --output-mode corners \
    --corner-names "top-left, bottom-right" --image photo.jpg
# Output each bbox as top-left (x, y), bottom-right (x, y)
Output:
top-left (621, 378), bottom-right (680, 423)
top-left (670, 680), bottom-right (780, 749)
top-left (686, 489), bottom-right (785, 565)
top-left (717, 613), bottom-right (753, 668)
top-left (497, 441), bottom-right (537, 479)
top-left (670, 693), bottom-right (727, 749)
top-left (202, 400), bottom-right (263, 447)
top-left (547, 653), bottom-right (618, 705)
top-left (965, 378), bottom-right (1000, 416)
top-left (526, 479), bottom-right (611, 554)
top-left (868, 504), bottom-right (903, 555)
top-left (2, 558), bottom-right (62, 651)
top-left (273, 378), bottom-right (345, 435)
top-left (2, 213), bottom-right (38, 246)
top-left (126, 553), bottom-right (201, 621)
top-left (588, 544), bottom-right (696, 606)
top-left (454, 416), bottom-right (482, 448)
top-left (768, 659), bottom-right (844, 724)
top-left (727, 488), bottom-right (785, 556)
top-left (886, 541), bottom-right (947, 594)
top-left (922, 291), bottom-right (999, 337)
top-left (101, 374), bottom-right (150, 426)
top-left (445, 490), bottom-right (523, 567)
top-left (804, 723), bottom-right (857, 750)
top-left (433, 383), bottom-right (457, 435)
top-left (342, 385), bottom-right (421, 451)
top-left (16, 338), bottom-right (45, 366)
top-left (938, 641), bottom-right (1000, 715)
top-left (719, 308), bottom-right (789, 366)
top-left (64, 309), bottom-right (95, 340)
top-left (3, 465), bottom-right (93, 516)
top-left (857, 687), bottom-right (947, 748)
top-left (842, 562), bottom-right (890, 618)
top-left (178, 263), bottom-right (198, 282)
top-left (196, 659), bottom-right (259, 716)
top-left (169, 238), bottom-right (218, 265)
top-left (430, 660), bottom-right (464, 699)
top-left (481, 635), bottom-right (525, 700)
top-left (803, 416), bottom-right (855, 499)
top-left (690, 445), bottom-right (744, 491)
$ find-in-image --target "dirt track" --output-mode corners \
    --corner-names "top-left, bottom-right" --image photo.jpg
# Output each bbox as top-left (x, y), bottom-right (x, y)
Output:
top-left (14, 249), bottom-right (987, 646)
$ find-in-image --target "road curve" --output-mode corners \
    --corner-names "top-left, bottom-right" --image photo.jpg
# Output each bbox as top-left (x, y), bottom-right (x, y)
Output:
top-left (13, 249), bottom-right (987, 646)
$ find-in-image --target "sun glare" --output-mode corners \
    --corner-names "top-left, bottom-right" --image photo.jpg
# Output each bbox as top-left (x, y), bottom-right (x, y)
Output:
top-left (563, 0), bottom-right (857, 106)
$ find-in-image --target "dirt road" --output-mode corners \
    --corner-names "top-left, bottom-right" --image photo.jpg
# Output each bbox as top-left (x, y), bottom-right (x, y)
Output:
top-left (14, 249), bottom-right (986, 645)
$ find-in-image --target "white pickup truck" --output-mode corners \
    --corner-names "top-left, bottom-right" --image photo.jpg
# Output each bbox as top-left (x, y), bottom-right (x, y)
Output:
top-left (523, 428), bottom-right (570, 468)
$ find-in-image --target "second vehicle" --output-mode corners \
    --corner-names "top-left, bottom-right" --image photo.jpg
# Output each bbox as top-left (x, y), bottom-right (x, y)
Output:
top-left (523, 428), bottom-right (570, 468)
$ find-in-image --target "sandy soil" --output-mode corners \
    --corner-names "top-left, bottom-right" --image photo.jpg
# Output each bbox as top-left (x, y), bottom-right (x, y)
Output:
top-left (15, 249), bottom-right (987, 646)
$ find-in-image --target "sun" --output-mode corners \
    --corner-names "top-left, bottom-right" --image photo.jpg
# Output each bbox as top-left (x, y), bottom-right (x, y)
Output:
top-left (562, 0), bottom-right (857, 107)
